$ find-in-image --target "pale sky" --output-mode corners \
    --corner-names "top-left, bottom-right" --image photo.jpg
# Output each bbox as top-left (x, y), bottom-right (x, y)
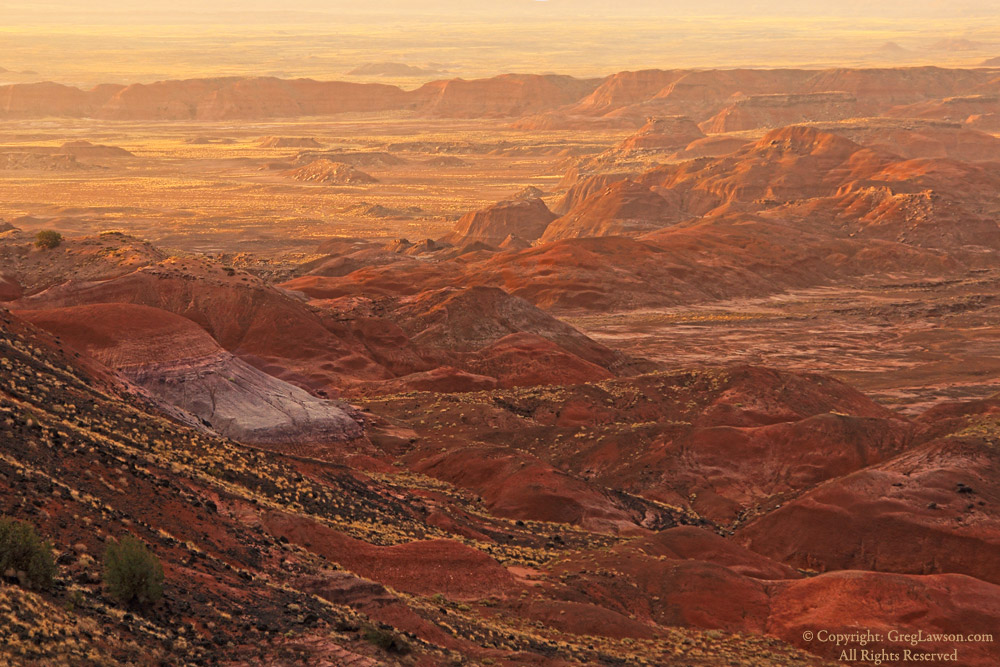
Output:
top-left (3, 0), bottom-right (998, 21)
top-left (2, 0), bottom-right (998, 87)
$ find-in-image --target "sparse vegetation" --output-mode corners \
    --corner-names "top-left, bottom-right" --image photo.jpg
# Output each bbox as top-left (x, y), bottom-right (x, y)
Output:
top-left (34, 229), bottom-right (63, 249)
top-left (0, 516), bottom-right (56, 590)
top-left (64, 588), bottom-right (86, 612)
top-left (103, 535), bottom-right (164, 606)
top-left (362, 624), bottom-right (411, 655)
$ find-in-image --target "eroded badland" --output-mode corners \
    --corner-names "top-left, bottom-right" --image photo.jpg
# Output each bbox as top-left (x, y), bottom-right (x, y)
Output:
top-left (1, 62), bottom-right (1000, 666)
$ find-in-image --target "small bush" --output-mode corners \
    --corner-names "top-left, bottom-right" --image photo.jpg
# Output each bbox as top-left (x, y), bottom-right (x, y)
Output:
top-left (34, 230), bottom-right (63, 249)
top-left (103, 535), bottom-right (164, 606)
top-left (361, 624), bottom-right (411, 655)
top-left (0, 516), bottom-right (56, 589)
top-left (64, 589), bottom-right (86, 612)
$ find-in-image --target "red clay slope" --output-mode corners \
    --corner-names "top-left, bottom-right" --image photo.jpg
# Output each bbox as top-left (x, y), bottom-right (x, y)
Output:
top-left (10, 256), bottom-right (392, 394)
top-left (15, 303), bottom-right (364, 445)
top-left (737, 435), bottom-right (1000, 585)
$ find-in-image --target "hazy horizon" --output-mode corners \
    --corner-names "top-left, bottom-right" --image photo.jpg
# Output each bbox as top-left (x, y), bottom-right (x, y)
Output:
top-left (2, 1), bottom-right (999, 88)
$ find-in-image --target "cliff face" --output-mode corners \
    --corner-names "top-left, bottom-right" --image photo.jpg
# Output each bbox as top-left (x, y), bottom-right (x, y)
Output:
top-left (413, 73), bottom-right (602, 118)
top-left (698, 92), bottom-right (861, 133)
top-left (0, 74), bottom-right (596, 120)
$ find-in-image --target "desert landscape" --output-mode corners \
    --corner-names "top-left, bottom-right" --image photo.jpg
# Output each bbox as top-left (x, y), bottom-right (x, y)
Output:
top-left (2, 2), bottom-right (1000, 667)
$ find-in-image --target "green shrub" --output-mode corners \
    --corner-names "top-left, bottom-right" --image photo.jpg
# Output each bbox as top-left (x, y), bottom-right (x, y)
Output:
top-left (0, 516), bottom-right (56, 590)
top-left (103, 535), bottom-right (164, 606)
top-left (64, 589), bottom-right (86, 612)
top-left (34, 230), bottom-right (63, 249)
top-left (361, 624), bottom-right (410, 655)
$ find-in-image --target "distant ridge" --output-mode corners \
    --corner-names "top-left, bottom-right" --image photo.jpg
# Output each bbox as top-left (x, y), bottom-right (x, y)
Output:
top-left (1, 67), bottom-right (997, 123)
top-left (0, 73), bottom-right (601, 120)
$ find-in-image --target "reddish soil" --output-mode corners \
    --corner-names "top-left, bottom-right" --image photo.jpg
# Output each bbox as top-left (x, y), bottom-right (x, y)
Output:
top-left (3, 64), bottom-right (1000, 667)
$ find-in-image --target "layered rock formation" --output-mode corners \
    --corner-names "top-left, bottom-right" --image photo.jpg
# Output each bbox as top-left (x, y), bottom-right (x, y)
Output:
top-left (16, 304), bottom-right (362, 444)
